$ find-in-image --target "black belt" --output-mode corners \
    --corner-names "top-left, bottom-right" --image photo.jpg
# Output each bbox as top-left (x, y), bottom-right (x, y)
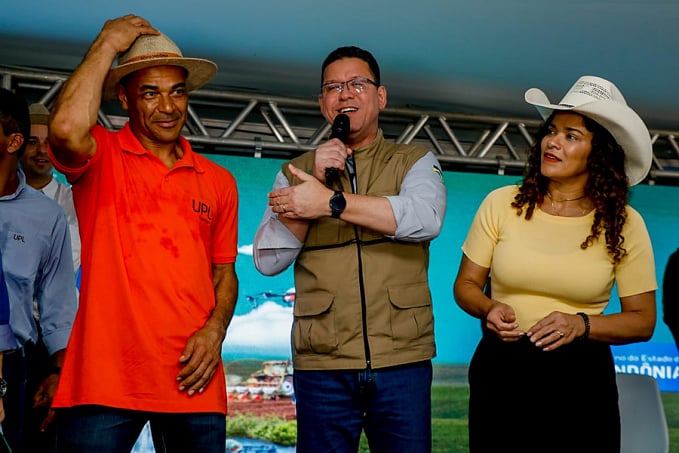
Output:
top-left (3, 346), bottom-right (24, 357)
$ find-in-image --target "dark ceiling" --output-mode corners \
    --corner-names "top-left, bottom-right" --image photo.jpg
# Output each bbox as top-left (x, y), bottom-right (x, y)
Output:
top-left (2, 0), bottom-right (678, 130)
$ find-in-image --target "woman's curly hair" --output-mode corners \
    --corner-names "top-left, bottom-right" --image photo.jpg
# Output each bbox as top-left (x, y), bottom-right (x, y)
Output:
top-left (511, 112), bottom-right (629, 263)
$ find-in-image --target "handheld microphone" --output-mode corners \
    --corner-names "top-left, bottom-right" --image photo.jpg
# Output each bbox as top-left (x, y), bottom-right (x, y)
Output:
top-left (325, 114), bottom-right (350, 187)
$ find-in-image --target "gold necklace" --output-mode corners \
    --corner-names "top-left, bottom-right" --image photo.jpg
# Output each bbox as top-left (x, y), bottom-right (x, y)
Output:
top-left (546, 191), bottom-right (586, 203)
top-left (546, 191), bottom-right (588, 216)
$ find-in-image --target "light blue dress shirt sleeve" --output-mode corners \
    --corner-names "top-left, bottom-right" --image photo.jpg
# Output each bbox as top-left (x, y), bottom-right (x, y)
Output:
top-left (385, 151), bottom-right (447, 241)
top-left (35, 211), bottom-right (78, 355)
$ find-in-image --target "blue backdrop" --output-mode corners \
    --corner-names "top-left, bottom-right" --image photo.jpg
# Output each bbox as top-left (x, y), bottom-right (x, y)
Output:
top-left (200, 154), bottom-right (679, 391)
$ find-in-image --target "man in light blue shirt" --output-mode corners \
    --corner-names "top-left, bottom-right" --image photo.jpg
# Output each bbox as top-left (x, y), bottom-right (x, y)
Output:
top-left (0, 88), bottom-right (77, 452)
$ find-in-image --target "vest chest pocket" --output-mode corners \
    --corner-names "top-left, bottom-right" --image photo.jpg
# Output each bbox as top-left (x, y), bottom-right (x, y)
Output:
top-left (387, 282), bottom-right (434, 348)
top-left (293, 292), bottom-right (337, 354)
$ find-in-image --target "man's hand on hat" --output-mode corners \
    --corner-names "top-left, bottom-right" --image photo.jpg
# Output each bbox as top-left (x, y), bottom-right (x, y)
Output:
top-left (99, 14), bottom-right (160, 54)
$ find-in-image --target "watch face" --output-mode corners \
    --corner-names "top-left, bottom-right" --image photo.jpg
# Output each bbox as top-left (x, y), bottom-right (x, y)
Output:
top-left (0, 378), bottom-right (7, 398)
top-left (330, 191), bottom-right (346, 218)
top-left (331, 192), bottom-right (346, 210)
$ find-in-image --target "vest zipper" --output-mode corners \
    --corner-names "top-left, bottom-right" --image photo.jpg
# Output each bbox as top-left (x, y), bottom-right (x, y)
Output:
top-left (347, 157), bottom-right (371, 369)
top-left (354, 223), bottom-right (371, 369)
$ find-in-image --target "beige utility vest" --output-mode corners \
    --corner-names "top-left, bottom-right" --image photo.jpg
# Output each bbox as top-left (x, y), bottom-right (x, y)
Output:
top-left (283, 132), bottom-right (436, 370)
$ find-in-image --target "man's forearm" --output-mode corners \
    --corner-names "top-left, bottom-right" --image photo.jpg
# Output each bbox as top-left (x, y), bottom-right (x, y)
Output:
top-left (208, 263), bottom-right (239, 335)
top-left (49, 37), bottom-right (117, 166)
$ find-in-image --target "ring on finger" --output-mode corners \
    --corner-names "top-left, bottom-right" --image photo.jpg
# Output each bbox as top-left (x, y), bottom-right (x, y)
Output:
top-left (556, 330), bottom-right (564, 337)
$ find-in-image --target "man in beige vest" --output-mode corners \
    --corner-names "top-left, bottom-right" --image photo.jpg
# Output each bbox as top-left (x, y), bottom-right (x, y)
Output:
top-left (254, 46), bottom-right (447, 453)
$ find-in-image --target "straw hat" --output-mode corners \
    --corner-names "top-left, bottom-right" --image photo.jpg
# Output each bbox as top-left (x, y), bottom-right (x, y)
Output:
top-left (525, 75), bottom-right (652, 186)
top-left (103, 32), bottom-right (217, 100)
top-left (29, 103), bottom-right (50, 126)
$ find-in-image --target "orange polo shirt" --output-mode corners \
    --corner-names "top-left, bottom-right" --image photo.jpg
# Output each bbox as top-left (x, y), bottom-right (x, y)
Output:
top-left (51, 124), bottom-right (238, 413)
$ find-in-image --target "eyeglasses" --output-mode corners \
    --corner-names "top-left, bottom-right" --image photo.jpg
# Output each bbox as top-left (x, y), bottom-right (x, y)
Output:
top-left (321, 77), bottom-right (379, 97)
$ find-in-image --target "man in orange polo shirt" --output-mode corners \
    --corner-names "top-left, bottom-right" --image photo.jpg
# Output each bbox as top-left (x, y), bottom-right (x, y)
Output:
top-left (48, 15), bottom-right (239, 452)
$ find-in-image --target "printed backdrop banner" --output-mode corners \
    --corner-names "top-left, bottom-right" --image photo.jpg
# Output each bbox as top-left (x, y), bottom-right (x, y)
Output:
top-left (192, 155), bottom-right (679, 390)
top-left (613, 343), bottom-right (679, 392)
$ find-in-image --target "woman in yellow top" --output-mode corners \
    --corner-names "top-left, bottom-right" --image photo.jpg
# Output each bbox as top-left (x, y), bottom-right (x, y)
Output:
top-left (454, 75), bottom-right (657, 452)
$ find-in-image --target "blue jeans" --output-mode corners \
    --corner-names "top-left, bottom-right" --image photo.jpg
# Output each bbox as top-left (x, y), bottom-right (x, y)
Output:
top-left (55, 405), bottom-right (225, 453)
top-left (294, 361), bottom-right (432, 453)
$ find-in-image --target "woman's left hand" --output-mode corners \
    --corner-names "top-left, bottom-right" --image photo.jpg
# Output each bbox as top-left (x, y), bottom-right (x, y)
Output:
top-left (526, 312), bottom-right (581, 351)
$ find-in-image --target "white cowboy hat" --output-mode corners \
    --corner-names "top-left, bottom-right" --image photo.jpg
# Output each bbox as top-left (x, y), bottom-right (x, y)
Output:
top-left (525, 75), bottom-right (652, 186)
top-left (103, 32), bottom-right (217, 101)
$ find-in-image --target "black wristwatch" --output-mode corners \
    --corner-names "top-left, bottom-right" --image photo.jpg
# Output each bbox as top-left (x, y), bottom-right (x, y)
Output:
top-left (329, 191), bottom-right (346, 218)
top-left (0, 378), bottom-right (7, 398)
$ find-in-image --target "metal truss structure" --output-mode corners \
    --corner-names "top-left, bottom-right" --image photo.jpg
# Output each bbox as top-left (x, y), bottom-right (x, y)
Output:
top-left (3, 65), bottom-right (679, 185)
